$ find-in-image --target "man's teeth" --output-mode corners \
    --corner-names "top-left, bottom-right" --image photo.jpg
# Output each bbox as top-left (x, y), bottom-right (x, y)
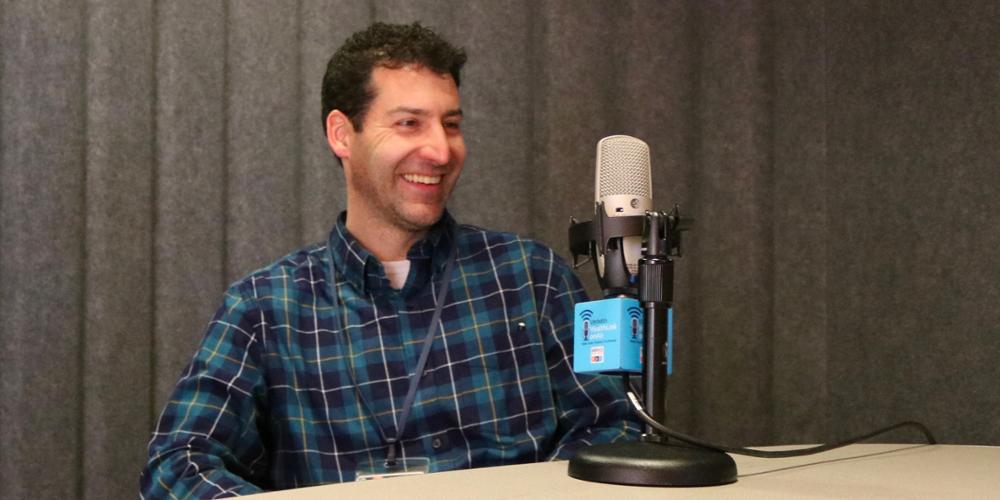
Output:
top-left (403, 174), bottom-right (442, 185)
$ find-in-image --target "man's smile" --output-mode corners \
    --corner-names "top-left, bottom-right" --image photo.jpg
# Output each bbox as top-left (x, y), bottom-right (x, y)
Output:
top-left (402, 173), bottom-right (443, 185)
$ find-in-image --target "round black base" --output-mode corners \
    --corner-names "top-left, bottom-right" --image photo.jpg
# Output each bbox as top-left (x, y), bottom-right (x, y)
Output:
top-left (568, 441), bottom-right (737, 487)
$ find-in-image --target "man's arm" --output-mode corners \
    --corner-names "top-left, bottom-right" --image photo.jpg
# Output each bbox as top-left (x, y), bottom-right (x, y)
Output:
top-left (140, 286), bottom-right (267, 498)
top-left (530, 245), bottom-right (642, 460)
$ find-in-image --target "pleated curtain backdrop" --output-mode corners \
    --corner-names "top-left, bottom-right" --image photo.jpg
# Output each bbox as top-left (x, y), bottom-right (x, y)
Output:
top-left (2, 1), bottom-right (1000, 498)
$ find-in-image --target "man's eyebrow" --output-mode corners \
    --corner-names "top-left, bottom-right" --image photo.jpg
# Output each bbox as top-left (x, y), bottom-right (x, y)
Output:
top-left (387, 107), bottom-right (463, 118)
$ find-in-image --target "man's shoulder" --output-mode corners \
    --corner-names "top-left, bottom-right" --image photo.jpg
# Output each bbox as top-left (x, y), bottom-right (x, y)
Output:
top-left (454, 224), bottom-right (574, 272)
top-left (454, 224), bottom-right (587, 311)
top-left (456, 224), bottom-right (549, 255)
top-left (226, 242), bottom-right (329, 297)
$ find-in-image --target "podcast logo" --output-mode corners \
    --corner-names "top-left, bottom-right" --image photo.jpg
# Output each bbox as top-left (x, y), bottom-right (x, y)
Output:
top-left (627, 307), bottom-right (642, 339)
top-left (580, 309), bottom-right (593, 340)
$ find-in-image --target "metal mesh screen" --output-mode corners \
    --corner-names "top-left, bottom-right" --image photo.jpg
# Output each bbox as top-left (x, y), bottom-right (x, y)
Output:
top-left (597, 135), bottom-right (651, 198)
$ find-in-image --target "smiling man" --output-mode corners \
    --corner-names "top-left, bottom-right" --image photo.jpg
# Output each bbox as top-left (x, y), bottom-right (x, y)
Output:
top-left (327, 62), bottom-right (466, 262)
top-left (140, 22), bottom-right (638, 498)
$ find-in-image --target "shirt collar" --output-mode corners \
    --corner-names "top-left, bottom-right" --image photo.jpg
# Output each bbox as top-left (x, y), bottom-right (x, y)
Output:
top-left (327, 211), bottom-right (456, 295)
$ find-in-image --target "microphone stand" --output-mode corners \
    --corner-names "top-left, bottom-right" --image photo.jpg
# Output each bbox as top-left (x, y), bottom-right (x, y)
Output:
top-left (567, 208), bottom-right (736, 487)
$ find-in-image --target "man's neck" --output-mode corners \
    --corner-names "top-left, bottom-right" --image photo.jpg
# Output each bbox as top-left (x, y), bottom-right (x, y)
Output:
top-left (345, 213), bottom-right (428, 262)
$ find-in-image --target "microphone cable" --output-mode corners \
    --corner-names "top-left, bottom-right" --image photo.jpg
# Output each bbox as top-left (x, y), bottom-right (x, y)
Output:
top-left (622, 378), bottom-right (937, 459)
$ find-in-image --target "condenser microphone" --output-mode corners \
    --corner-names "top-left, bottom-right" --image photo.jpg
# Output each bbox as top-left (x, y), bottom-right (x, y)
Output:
top-left (595, 135), bottom-right (653, 279)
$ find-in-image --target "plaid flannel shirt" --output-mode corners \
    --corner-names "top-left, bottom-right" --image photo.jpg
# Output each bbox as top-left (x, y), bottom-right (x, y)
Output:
top-left (140, 212), bottom-right (639, 497)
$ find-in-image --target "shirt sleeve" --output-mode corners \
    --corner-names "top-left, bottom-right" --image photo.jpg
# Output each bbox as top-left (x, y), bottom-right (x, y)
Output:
top-left (530, 245), bottom-right (642, 460)
top-left (140, 283), bottom-right (268, 498)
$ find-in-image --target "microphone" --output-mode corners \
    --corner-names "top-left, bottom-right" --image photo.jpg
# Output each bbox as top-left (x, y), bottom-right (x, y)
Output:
top-left (569, 136), bottom-right (732, 488)
top-left (573, 135), bottom-right (653, 374)
top-left (595, 135), bottom-right (652, 280)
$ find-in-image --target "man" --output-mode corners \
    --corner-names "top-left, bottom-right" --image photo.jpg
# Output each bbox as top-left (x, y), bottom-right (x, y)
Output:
top-left (140, 22), bottom-right (638, 497)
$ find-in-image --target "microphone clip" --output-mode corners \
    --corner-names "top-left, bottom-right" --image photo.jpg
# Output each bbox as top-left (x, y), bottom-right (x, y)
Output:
top-left (569, 204), bottom-right (692, 297)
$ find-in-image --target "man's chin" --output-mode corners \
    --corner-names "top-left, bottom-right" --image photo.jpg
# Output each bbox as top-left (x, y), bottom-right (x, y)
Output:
top-left (395, 207), bottom-right (445, 232)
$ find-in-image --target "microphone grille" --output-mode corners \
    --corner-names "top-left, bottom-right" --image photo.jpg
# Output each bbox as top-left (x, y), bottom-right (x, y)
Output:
top-left (597, 135), bottom-right (651, 199)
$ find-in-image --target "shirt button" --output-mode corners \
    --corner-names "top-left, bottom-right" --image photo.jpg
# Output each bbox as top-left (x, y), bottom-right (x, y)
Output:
top-left (432, 438), bottom-right (442, 449)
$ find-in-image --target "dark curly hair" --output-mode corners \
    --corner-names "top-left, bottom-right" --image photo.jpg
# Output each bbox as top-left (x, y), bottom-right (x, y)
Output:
top-left (321, 22), bottom-right (467, 134)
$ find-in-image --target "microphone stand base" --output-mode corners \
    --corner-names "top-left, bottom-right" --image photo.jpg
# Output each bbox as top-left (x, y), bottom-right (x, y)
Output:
top-left (568, 441), bottom-right (737, 487)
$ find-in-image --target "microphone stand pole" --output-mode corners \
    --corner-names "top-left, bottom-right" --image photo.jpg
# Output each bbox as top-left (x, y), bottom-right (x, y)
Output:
top-left (639, 211), bottom-right (671, 435)
top-left (568, 210), bottom-right (737, 487)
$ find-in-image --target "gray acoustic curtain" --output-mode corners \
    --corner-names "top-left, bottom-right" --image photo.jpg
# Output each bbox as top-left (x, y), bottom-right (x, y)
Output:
top-left (3, 1), bottom-right (999, 498)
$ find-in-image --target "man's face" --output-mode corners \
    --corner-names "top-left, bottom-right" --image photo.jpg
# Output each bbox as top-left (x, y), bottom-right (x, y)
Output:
top-left (337, 64), bottom-right (466, 235)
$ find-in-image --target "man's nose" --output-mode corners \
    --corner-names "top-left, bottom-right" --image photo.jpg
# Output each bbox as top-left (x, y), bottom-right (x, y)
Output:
top-left (419, 124), bottom-right (451, 165)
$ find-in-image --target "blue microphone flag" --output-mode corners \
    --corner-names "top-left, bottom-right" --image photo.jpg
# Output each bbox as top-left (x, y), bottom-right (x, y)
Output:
top-left (573, 298), bottom-right (674, 375)
top-left (573, 297), bottom-right (644, 373)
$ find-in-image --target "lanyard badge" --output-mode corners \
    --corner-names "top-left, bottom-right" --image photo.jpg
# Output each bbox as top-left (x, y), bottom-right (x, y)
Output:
top-left (355, 456), bottom-right (431, 481)
top-left (334, 236), bottom-right (458, 480)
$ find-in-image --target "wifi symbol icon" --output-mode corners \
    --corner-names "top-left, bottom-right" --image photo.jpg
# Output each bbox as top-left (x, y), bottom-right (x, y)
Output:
top-left (627, 307), bottom-right (642, 339)
top-left (579, 309), bottom-right (594, 341)
top-left (627, 307), bottom-right (642, 321)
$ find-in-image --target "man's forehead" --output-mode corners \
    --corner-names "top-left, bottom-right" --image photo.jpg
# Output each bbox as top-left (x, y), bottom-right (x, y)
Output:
top-left (366, 65), bottom-right (461, 116)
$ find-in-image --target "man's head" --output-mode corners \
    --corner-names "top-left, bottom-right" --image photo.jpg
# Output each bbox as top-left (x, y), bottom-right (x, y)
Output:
top-left (321, 22), bottom-right (467, 134)
top-left (322, 23), bottom-right (469, 257)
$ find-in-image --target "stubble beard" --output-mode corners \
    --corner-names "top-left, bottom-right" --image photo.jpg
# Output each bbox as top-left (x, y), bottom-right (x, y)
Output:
top-left (354, 174), bottom-right (447, 235)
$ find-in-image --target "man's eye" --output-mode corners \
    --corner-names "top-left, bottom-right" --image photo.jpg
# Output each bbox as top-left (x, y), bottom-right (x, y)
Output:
top-left (397, 119), bottom-right (419, 127)
top-left (444, 121), bottom-right (462, 131)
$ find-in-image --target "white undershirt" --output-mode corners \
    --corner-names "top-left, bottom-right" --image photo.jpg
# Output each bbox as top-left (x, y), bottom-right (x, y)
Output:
top-left (382, 260), bottom-right (411, 289)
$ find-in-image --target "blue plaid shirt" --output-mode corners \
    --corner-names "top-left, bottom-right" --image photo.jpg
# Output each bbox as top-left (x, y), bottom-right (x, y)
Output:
top-left (140, 212), bottom-right (639, 497)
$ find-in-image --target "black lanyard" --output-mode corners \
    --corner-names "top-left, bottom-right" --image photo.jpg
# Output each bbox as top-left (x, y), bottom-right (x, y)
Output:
top-left (332, 238), bottom-right (457, 466)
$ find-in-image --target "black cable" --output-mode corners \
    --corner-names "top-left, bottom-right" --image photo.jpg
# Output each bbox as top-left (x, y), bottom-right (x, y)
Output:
top-left (622, 388), bottom-right (937, 459)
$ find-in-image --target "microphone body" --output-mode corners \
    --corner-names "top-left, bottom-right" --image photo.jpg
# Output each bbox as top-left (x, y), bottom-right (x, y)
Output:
top-left (595, 135), bottom-right (652, 282)
top-left (573, 135), bottom-right (656, 374)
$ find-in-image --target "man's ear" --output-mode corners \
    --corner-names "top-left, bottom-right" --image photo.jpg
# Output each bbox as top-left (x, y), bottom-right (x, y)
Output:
top-left (326, 110), bottom-right (353, 161)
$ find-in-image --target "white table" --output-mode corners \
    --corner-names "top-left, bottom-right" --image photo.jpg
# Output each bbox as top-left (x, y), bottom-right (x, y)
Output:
top-left (251, 444), bottom-right (1000, 499)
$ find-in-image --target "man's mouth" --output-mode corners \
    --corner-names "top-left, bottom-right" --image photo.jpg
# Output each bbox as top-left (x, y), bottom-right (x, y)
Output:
top-left (403, 174), bottom-right (443, 185)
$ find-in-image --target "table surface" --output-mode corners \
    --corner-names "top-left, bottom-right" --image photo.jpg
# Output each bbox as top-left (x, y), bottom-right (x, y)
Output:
top-left (250, 444), bottom-right (1000, 499)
